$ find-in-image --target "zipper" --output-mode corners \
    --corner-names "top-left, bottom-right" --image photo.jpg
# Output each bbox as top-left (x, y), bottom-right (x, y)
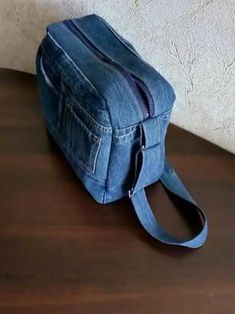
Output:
top-left (130, 73), bottom-right (155, 117)
top-left (63, 19), bottom-right (153, 118)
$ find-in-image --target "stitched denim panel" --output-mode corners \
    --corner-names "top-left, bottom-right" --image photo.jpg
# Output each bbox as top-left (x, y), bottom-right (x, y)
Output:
top-left (40, 35), bottom-right (111, 127)
top-left (58, 99), bottom-right (100, 173)
top-left (36, 47), bottom-right (112, 182)
top-left (58, 84), bottom-right (111, 179)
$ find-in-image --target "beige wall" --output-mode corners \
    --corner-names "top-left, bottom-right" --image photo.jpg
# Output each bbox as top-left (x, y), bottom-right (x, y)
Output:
top-left (0, 0), bottom-right (234, 154)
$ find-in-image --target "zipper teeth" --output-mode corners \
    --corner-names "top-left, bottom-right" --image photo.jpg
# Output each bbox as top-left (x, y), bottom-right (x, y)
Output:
top-left (131, 73), bottom-right (155, 117)
top-left (110, 61), bottom-right (149, 116)
top-left (64, 19), bottom-right (150, 117)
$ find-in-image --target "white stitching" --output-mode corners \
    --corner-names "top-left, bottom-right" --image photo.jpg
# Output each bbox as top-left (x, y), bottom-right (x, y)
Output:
top-left (91, 137), bottom-right (102, 173)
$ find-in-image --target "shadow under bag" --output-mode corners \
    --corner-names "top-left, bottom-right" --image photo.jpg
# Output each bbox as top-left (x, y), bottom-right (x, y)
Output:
top-left (36, 14), bottom-right (208, 248)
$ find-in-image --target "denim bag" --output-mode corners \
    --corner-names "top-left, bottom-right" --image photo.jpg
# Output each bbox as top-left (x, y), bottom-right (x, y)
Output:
top-left (36, 14), bottom-right (208, 248)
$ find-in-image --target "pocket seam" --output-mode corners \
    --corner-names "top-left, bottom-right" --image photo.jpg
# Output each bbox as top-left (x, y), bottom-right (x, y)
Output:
top-left (62, 83), bottom-right (112, 133)
top-left (65, 102), bottom-right (102, 174)
top-left (88, 137), bottom-right (102, 173)
top-left (66, 102), bottom-right (100, 142)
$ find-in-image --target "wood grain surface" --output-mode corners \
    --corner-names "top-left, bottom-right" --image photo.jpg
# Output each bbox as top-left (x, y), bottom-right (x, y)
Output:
top-left (0, 69), bottom-right (235, 314)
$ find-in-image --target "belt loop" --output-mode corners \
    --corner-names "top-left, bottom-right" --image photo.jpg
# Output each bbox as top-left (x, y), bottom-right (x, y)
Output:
top-left (128, 123), bottom-right (146, 197)
top-left (141, 117), bottom-right (160, 149)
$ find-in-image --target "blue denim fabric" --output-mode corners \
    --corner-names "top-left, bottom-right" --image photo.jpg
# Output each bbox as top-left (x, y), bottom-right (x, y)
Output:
top-left (36, 14), bottom-right (208, 248)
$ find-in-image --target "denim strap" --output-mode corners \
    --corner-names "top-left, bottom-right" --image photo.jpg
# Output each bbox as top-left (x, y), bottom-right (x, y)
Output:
top-left (130, 157), bottom-right (208, 248)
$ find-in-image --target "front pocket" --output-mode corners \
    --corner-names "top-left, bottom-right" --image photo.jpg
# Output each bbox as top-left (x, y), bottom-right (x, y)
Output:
top-left (36, 51), bottom-right (62, 127)
top-left (39, 55), bottom-right (61, 95)
top-left (59, 100), bottom-right (102, 174)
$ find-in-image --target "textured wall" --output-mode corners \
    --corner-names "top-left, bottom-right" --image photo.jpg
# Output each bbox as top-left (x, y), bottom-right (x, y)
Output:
top-left (0, 0), bottom-right (234, 153)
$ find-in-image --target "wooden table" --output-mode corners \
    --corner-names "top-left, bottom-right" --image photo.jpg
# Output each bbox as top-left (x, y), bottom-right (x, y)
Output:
top-left (0, 69), bottom-right (235, 313)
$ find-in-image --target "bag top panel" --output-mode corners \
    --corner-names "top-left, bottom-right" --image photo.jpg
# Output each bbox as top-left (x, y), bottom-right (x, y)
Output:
top-left (44, 15), bottom-right (176, 128)
top-left (76, 15), bottom-right (176, 116)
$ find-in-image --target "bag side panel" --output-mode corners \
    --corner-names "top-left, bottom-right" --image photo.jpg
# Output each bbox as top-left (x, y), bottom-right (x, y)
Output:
top-left (36, 43), bottom-right (112, 203)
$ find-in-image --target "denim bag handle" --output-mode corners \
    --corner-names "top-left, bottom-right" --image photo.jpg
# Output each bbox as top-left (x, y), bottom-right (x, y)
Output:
top-left (129, 121), bottom-right (208, 248)
top-left (130, 158), bottom-right (208, 248)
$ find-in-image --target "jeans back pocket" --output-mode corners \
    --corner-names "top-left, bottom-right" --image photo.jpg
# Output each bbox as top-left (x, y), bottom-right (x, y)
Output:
top-left (58, 84), bottom-right (102, 174)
